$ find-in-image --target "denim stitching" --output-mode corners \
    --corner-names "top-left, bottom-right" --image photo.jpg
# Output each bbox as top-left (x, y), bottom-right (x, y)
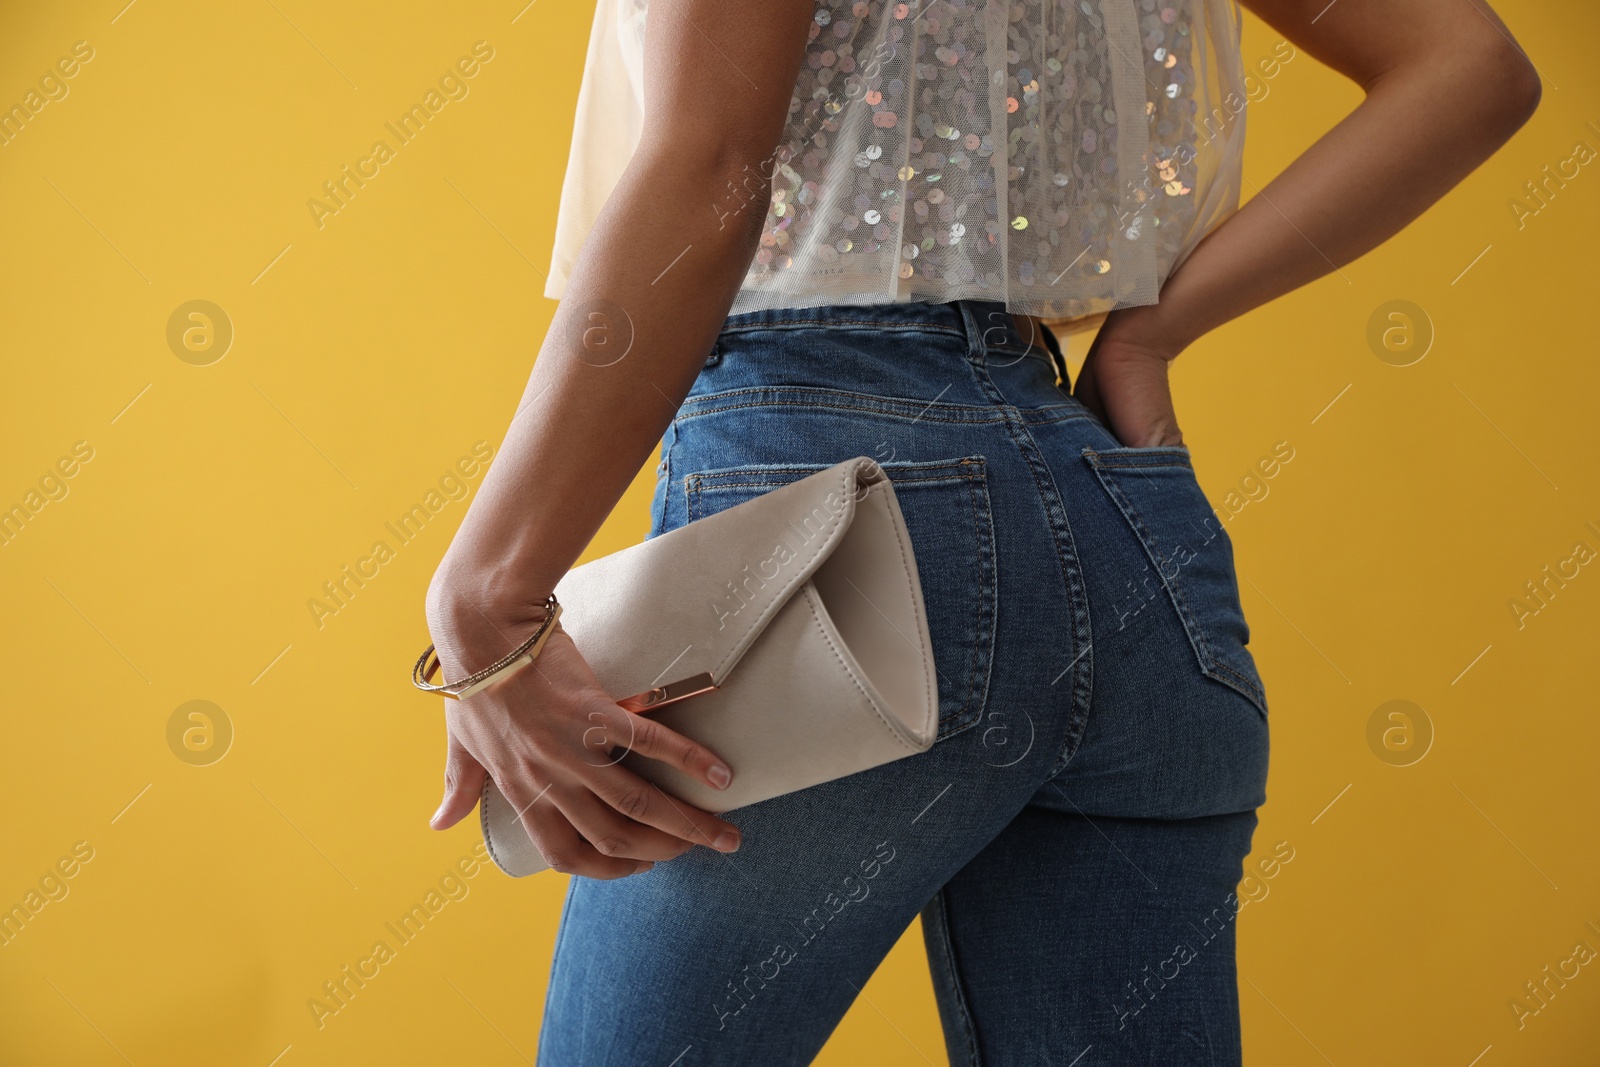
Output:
top-left (693, 472), bottom-right (977, 492)
top-left (954, 301), bottom-right (1096, 777)
top-left (686, 459), bottom-right (993, 741)
top-left (1089, 458), bottom-right (1267, 711)
top-left (1093, 461), bottom-right (1262, 708)
top-left (941, 463), bottom-right (995, 741)
top-left (677, 387), bottom-right (1008, 424)
top-left (718, 317), bottom-right (1055, 367)
top-left (868, 473), bottom-right (942, 745)
top-left (719, 318), bottom-right (969, 337)
top-left (1081, 451), bottom-right (1269, 715)
top-left (925, 888), bottom-right (983, 1066)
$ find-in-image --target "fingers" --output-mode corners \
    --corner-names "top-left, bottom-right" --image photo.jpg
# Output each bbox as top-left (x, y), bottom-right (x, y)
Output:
top-left (551, 787), bottom-right (698, 863)
top-left (431, 729), bottom-right (488, 830)
top-left (589, 764), bottom-right (743, 854)
top-left (1094, 351), bottom-right (1182, 448)
top-left (498, 773), bottom-right (649, 880)
top-left (587, 704), bottom-right (734, 792)
top-left (1074, 346), bottom-right (1181, 448)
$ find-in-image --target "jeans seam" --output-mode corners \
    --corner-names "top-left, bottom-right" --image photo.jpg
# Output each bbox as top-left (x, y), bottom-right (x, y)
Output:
top-left (719, 318), bottom-right (969, 339)
top-left (1083, 455), bottom-right (1270, 717)
top-left (926, 888), bottom-right (984, 1067)
top-left (682, 459), bottom-right (994, 741)
top-left (677, 388), bottom-right (1006, 423)
top-left (954, 303), bottom-right (1096, 775)
top-left (938, 463), bottom-right (995, 741)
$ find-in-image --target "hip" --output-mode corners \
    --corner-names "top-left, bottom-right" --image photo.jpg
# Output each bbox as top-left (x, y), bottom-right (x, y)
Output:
top-left (651, 299), bottom-right (1269, 808)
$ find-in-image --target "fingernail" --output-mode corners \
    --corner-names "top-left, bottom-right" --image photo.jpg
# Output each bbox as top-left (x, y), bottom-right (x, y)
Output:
top-left (713, 830), bottom-right (740, 853)
top-left (633, 862), bottom-right (653, 875)
top-left (429, 803), bottom-right (446, 826)
top-left (707, 763), bottom-right (732, 789)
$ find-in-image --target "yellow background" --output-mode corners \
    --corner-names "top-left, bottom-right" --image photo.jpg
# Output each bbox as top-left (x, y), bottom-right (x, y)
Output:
top-left (2, 1), bottom-right (1596, 1063)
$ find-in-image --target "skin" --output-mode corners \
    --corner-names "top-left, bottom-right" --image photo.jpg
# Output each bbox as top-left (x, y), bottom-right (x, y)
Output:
top-left (426, 0), bottom-right (1541, 879)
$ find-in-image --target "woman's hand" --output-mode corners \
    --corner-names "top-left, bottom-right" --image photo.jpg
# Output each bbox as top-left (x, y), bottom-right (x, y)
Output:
top-left (1072, 307), bottom-right (1186, 449)
top-left (424, 576), bottom-right (743, 880)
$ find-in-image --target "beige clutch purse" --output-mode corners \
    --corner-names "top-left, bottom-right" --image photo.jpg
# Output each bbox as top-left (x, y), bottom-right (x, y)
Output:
top-left (480, 456), bottom-right (939, 876)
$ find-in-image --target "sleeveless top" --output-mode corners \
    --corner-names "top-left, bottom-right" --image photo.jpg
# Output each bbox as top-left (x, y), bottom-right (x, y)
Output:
top-left (544, 0), bottom-right (1248, 331)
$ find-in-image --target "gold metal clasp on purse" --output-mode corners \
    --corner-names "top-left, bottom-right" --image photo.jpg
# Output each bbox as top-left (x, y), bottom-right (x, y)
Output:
top-left (617, 672), bottom-right (718, 714)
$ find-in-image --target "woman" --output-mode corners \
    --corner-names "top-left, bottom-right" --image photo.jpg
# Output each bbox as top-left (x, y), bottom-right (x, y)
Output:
top-left (422, 0), bottom-right (1538, 1061)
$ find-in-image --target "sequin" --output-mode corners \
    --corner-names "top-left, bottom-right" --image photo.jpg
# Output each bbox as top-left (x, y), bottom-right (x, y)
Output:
top-left (551, 0), bottom-right (1248, 322)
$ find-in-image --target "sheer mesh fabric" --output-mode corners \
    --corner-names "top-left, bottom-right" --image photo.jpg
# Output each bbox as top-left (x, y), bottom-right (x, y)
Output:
top-left (544, 0), bottom-right (1248, 331)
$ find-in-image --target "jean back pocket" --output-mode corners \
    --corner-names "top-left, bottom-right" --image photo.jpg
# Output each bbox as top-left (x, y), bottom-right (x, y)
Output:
top-left (686, 456), bottom-right (996, 740)
top-left (1081, 446), bottom-right (1268, 718)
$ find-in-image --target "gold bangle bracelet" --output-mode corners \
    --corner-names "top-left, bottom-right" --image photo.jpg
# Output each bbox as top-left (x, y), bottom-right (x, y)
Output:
top-left (410, 594), bottom-right (562, 700)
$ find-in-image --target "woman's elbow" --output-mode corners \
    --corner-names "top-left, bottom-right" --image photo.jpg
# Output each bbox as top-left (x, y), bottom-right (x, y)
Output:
top-left (1475, 30), bottom-right (1542, 136)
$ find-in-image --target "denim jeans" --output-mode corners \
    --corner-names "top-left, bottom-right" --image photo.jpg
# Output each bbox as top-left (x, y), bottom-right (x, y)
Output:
top-left (538, 299), bottom-right (1271, 1065)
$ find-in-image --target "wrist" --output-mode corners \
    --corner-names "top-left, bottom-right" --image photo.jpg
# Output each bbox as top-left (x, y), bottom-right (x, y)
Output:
top-left (426, 555), bottom-right (560, 648)
top-left (1106, 295), bottom-right (1201, 361)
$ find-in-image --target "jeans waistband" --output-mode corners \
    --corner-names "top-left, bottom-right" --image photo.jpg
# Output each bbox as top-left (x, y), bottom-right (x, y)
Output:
top-left (719, 300), bottom-right (1069, 384)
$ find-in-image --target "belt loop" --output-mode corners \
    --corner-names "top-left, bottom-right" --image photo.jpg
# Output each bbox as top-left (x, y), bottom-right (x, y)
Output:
top-left (954, 299), bottom-right (988, 368)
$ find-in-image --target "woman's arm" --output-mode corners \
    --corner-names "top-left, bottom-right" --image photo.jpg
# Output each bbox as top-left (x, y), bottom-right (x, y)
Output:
top-left (1074, 0), bottom-right (1542, 447)
top-left (424, 0), bottom-right (815, 879)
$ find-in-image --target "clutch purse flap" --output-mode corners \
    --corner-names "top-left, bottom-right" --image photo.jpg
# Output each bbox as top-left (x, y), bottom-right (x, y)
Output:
top-left (481, 456), bottom-right (938, 876)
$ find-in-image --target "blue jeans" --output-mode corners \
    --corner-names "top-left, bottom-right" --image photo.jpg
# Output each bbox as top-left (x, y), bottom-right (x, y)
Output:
top-left (539, 300), bottom-right (1271, 1065)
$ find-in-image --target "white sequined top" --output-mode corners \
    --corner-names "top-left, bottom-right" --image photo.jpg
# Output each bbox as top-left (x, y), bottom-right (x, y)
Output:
top-left (545, 0), bottom-right (1250, 330)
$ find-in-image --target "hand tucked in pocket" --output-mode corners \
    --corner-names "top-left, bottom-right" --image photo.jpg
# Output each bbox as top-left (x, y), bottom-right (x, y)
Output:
top-left (1072, 308), bottom-right (1185, 450)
